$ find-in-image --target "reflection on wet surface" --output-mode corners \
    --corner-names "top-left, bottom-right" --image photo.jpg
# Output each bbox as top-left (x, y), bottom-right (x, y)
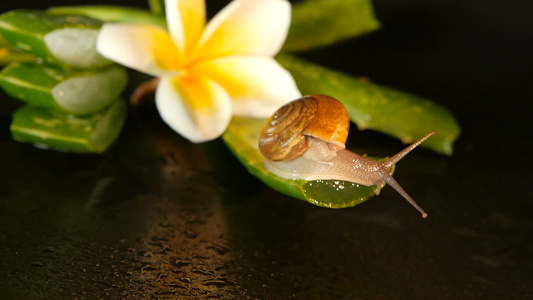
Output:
top-left (1, 116), bottom-right (531, 299)
top-left (0, 125), bottom-right (243, 298)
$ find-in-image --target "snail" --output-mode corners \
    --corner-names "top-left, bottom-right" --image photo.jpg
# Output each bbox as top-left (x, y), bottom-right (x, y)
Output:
top-left (258, 95), bottom-right (435, 218)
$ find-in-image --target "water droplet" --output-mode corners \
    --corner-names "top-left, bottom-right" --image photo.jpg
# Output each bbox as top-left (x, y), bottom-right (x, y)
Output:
top-left (201, 279), bottom-right (230, 287)
top-left (30, 262), bottom-right (44, 267)
top-left (151, 236), bottom-right (169, 242)
top-left (139, 251), bottom-right (153, 257)
top-left (156, 291), bottom-right (178, 296)
top-left (178, 277), bottom-right (193, 284)
top-left (171, 269), bottom-right (185, 275)
top-left (184, 230), bottom-right (198, 239)
top-left (140, 264), bottom-right (157, 274)
top-left (206, 242), bottom-right (228, 255)
top-left (171, 260), bottom-right (192, 268)
top-left (164, 283), bottom-right (188, 290)
top-left (96, 280), bottom-right (115, 288)
top-left (191, 268), bottom-right (215, 276)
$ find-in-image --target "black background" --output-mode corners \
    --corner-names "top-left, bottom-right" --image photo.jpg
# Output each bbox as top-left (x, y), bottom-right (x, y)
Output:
top-left (1, 0), bottom-right (531, 299)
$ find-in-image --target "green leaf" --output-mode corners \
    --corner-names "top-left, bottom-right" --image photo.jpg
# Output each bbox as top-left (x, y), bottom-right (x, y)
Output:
top-left (147, 0), bottom-right (165, 16)
top-left (0, 48), bottom-right (36, 66)
top-left (0, 31), bottom-right (37, 65)
top-left (0, 10), bottom-right (111, 69)
top-left (276, 55), bottom-right (461, 155)
top-left (223, 117), bottom-right (386, 208)
top-left (282, 0), bottom-right (380, 52)
top-left (0, 62), bottom-right (127, 115)
top-left (11, 100), bottom-right (127, 153)
top-left (48, 6), bottom-right (167, 29)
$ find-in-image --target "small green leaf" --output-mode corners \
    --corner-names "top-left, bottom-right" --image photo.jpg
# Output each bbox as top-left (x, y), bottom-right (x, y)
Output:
top-left (11, 99), bottom-right (127, 153)
top-left (223, 117), bottom-right (386, 208)
top-left (0, 62), bottom-right (127, 115)
top-left (48, 6), bottom-right (167, 28)
top-left (283, 0), bottom-right (380, 52)
top-left (276, 55), bottom-right (461, 155)
top-left (0, 10), bottom-right (111, 69)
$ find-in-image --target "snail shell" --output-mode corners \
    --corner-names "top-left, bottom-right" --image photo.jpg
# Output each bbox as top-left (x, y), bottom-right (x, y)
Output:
top-left (258, 95), bottom-right (435, 218)
top-left (258, 95), bottom-right (349, 161)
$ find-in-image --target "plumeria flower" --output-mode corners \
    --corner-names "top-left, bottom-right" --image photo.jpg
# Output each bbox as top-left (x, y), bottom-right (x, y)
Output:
top-left (96, 0), bottom-right (301, 142)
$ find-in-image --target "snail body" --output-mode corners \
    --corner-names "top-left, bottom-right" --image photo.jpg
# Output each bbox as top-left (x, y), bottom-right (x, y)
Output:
top-left (259, 95), bottom-right (435, 218)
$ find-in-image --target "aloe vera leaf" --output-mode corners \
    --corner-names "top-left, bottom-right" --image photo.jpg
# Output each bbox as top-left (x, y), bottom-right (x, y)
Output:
top-left (0, 10), bottom-right (111, 69)
top-left (10, 102), bottom-right (126, 153)
top-left (10, 100), bottom-right (126, 153)
top-left (282, 0), bottom-right (380, 52)
top-left (276, 55), bottom-right (461, 155)
top-left (0, 62), bottom-right (127, 115)
top-left (48, 6), bottom-right (167, 29)
top-left (223, 117), bottom-right (386, 208)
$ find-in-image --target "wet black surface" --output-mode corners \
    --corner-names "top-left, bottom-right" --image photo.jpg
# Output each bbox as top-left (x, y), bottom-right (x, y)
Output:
top-left (1, 0), bottom-right (532, 299)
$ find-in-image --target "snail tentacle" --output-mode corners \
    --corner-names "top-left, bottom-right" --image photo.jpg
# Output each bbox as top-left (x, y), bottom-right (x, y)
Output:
top-left (384, 131), bottom-right (436, 168)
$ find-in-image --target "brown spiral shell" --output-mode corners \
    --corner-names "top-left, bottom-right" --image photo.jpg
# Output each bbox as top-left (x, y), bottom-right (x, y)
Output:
top-left (258, 95), bottom-right (350, 161)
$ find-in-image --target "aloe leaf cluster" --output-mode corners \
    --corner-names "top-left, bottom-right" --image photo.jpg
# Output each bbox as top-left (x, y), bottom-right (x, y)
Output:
top-left (0, 10), bottom-right (127, 153)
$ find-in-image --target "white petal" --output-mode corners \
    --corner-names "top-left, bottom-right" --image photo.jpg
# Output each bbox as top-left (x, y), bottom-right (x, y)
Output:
top-left (165, 0), bottom-right (205, 56)
top-left (194, 0), bottom-right (291, 60)
top-left (155, 75), bottom-right (232, 143)
top-left (191, 56), bottom-right (301, 117)
top-left (97, 23), bottom-right (180, 76)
